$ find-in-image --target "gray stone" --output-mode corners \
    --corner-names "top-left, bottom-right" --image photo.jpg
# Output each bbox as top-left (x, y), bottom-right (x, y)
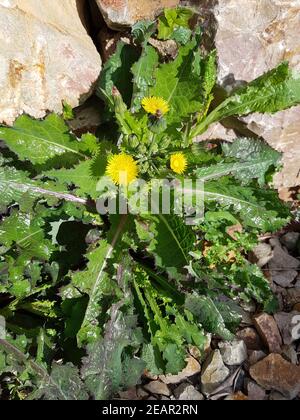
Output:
top-left (274, 311), bottom-right (300, 345)
top-left (201, 350), bottom-right (230, 395)
top-left (144, 380), bottom-right (171, 397)
top-left (280, 232), bottom-right (300, 252)
top-left (219, 340), bottom-right (248, 366)
top-left (253, 243), bottom-right (273, 268)
top-left (174, 383), bottom-right (204, 400)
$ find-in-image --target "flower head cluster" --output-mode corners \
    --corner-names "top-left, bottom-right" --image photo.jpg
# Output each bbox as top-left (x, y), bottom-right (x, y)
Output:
top-left (170, 153), bottom-right (188, 175)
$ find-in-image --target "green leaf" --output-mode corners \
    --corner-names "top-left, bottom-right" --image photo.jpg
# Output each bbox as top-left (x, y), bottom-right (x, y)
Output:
top-left (46, 160), bottom-right (98, 200)
top-left (136, 214), bottom-right (195, 276)
top-left (0, 114), bottom-right (87, 167)
top-left (131, 45), bottom-right (159, 112)
top-left (192, 62), bottom-right (300, 136)
top-left (132, 20), bottom-right (156, 44)
top-left (0, 163), bottom-right (87, 207)
top-left (204, 178), bottom-right (289, 231)
top-left (67, 215), bottom-right (132, 345)
top-left (0, 210), bottom-right (53, 260)
top-left (81, 307), bottom-right (144, 400)
top-left (195, 138), bottom-right (281, 185)
top-left (185, 294), bottom-right (234, 340)
top-left (150, 39), bottom-right (203, 125)
top-left (158, 7), bottom-right (194, 40)
top-left (38, 363), bottom-right (89, 400)
top-left (97, 42), bottom-right (140, 111)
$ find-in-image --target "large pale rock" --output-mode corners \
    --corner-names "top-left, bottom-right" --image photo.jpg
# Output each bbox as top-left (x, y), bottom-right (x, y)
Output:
top-left (0, 0), bottom-right (101, 125)
top-left (212, 0), bottom-right (300, 189)
top-left (96, 0), bottom-right (180, 29)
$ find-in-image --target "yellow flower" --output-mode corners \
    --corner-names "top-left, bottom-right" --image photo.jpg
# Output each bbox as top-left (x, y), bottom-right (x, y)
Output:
top-left (142, 96), bottom-right (170, 116)
top-left (170, 153), bottom-right (188, 175)
top-left (106, 154), bottom-right (139, 186)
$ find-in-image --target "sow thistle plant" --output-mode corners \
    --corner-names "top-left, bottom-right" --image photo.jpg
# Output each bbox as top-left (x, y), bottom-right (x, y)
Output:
top-left (0, 7), bottom-right (300, 400)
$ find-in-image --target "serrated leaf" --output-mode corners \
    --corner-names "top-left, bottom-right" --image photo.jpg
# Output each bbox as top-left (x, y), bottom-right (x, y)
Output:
top-left (195, 138), bottom-right (281, 185)
top-left (132, 20), bottom-right (156, 44)
top-left (0, 211), bottom-right (53, 260)
top-left (97, 42), bottom-right (139, 111)
top-left (46, 160), bottom-right (98, 200)
top-left (158, 7), bottom-right (194, 40)
top-left (81, 306), bottom-right (144, 400)
top-left (38, 363), bottom-right (89, 400)
top-left (67, 215), bottom-right (132, 345)
top-left (0, 164), bottom-right (87, 207)
top-left (185, 294), bottom-right (234, 340)
top-left (193, 62), bottom-right (300, 136)
top-left (150, 39), bottom-right (204, 125)
top-left (136, 214), bottom-right (195, 276)
top-left (131, 45), bottom-right (159, 112)
top-left (0, 114), bottom-right (87, 167)
top-left (204, 179), bottom-right (289, 231)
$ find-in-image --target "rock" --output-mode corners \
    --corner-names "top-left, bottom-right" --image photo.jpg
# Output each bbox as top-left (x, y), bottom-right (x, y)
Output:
top-left (196, 122), bottom-right (236, 143)
top-left (271, 270), bottom-right (298, 289)
top-left (96, 0), bottom-right (180, 29)
top-left (254, 313), bottom-right (283, 353)
top-left (218, 340), bottom-right (248, 366)
top-left (159, 356), bottom-right (201, 385)
top-left (280, 232), bottom-right (300, 252)
top-left (250, 354), bottom-right (300, 400)
top-left (287, 287), bottom-right (300, 307)
top-left (174, 383), bottom-right (204, 400)
top-left (68, 97), bottom-right (103, 137)
top-left (248, 350), bottom-right (267, 366)
top-left (225, 392), bottom-right (248, 401)
top-left (252, 243), bottom-right (273, 268)
top-left (274, 311), bottom-right (300, 345)
top-left (281, 345), bottom-right (298, 365)
top-left (211, 0), bottom-right (300, 189)
top-left (269, 239), bottom-right (300, 269)
top-left (144, 380), bottom-right (171, 397)
top-left (246, 380), bottom-right (267, 401)
top-left (136, 387), bottom-right (149, 399)
top-left (269, 391), bottom-right (289, 401)
top-left (119, 387), bottom-right (139, 400)
top-left (201, 350), bottom-right (230, 395)
top-left (236, 328), bottom-right (263, 351)
top-left (0, 0), bottom-right (101, 125)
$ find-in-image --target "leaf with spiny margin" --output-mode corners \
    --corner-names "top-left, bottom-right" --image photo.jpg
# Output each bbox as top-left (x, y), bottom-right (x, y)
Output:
top-left (81, 303), bottom-right (144, 400)
top-left (192, 62), bottom-right (300, 136)
top-left (97, 42), bottom-right (140, 112)
top-left (46, 160), bottom-right (98, 200)
top-left (204, 178), bottom-right (290, 232)
top-left (131, 45), bottom-right (159, 112)
top-left (195, 138), bottom-right (281, 186)
top-left (36, 363), bottom-right (89, 400)
top-left (67, 215), bottom-right (132, 346)
top-left (132, 20), bottom-right (157, 44)
top-left (135, 214), bottom-right (195, 277)
top-left (0, 161), bottom-right (87, 207)
top-left (0, 210), bottom-right (53, 261)
top-left (150, 39), bottom-right (203, 125)
top-left (0, 114), bottom-right (88, 167)
top-left (185, 294), bottom-right (234, 340)
top-left (158, 7), bottom-right (194, 40)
